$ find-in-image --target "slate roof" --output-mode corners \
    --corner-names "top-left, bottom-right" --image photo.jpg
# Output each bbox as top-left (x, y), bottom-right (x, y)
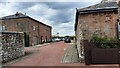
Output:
top-left (75, 2), bottom-right (118, 31)
top-left (1, 13), bottom-right (28, 20)
top-left (78, 2), bottom-right (118, 14)
top-left (0, 13), bottom-right (52, 28)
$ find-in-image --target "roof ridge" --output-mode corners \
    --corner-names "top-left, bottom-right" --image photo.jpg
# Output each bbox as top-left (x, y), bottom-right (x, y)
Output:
top-left (78, 2), bottom-right (118, 12)
top-left (0, 12), bottom-right (52, 28)
top-left (1, 12), bottom-right (28, 20)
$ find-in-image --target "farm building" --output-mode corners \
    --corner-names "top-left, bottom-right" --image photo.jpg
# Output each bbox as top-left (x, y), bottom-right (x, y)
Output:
top-left (75, 0), bottom-right (120, 61)
top-left (0, 12), bottom-right (52, 46)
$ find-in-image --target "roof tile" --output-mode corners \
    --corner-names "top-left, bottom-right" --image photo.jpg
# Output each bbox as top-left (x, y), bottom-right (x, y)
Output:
top-left (78, 2), bottom-right (118, 12)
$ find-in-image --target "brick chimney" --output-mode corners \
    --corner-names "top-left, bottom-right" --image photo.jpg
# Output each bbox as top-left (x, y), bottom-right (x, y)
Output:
top-left (15, 12), bottom-right (19, 16)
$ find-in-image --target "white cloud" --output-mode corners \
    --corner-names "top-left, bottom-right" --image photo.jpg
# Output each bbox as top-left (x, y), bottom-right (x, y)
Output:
top-left (25, 3), bottom-right (58, 25)
top-left (1, 0), bottom-right (102, 2)
top-left (0, 3), bottom-right (18, 17)
top-left (53, 22), bottom-right (75, 36)
top-left (0, 2), bottom-right (101, 36)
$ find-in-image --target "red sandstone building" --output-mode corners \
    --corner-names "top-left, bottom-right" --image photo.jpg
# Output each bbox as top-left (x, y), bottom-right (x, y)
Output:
top-left (0, 12), bottom-right (52, 46)
top-left (75, 0), bottom-right (120, 61)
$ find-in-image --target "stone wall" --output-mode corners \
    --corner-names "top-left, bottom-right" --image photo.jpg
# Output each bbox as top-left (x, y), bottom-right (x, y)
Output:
top-left (78, 12), bottom-right (118, 40)
top-left (1, 32), bottom-right (25, 63)
top-left (75, 11), bottom-right (118, 61)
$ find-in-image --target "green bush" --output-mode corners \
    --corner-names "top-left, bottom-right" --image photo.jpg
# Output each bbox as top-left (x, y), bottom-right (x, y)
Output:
top-left (91, 34), bottom-right (109, 43)
top-left (91, 35), bottom-right (118, 48)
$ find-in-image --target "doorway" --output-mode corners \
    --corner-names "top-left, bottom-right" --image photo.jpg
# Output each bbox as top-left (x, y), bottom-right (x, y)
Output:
top-left (33, 36), bottom-right (37, 45)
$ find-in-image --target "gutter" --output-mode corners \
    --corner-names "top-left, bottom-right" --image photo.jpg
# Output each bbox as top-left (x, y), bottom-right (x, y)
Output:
top-left (79, 8), bottom-right (118, 14)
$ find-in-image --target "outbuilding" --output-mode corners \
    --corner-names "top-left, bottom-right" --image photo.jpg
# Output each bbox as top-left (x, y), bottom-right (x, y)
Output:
top-left (75, 0), bottom-right (119, 61)
top-left (0, 12), bottom-right (52, 46)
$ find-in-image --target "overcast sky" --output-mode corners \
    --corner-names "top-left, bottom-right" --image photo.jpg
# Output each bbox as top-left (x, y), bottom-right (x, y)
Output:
top-left (0, 0), bottom-right (102, 36)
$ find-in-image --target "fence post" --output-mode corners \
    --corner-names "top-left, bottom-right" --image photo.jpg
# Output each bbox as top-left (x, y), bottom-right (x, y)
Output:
top-left (84, 40), bottom-right (91, 65)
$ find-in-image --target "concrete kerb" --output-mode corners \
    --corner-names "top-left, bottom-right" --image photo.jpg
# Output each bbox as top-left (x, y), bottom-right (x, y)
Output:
top-left (61, 43), bottom-right (80, 64)
top-left (61, 43), bottom-right (71, 63)
top-left (32, 43), bottom-right (50, 48)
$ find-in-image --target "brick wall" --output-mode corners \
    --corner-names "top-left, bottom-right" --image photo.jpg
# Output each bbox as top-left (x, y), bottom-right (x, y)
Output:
top-left (2, 17), bottom-right (52, 46)
top-left (39, 23), bottom-right (52, 43)
top-left (1, 32), bottom-right (25, 63)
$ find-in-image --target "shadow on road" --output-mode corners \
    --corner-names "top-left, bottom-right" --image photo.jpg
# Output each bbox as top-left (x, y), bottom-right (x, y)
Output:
top-left (2, 47), bottom-right (39, 66)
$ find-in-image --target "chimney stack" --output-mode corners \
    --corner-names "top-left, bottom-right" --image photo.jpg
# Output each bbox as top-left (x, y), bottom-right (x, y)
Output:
top-left (25, 12), bottom-right (26, 15)
top-left (15, 12), bottom-right (19, 16)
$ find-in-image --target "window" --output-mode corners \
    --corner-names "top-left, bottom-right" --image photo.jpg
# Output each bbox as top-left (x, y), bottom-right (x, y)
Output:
top-left (2, 26), bottom-right (5, 31)
top-left (33, 26), bottom-right (36, 30)
top-left (0, 26), bottom-right (5, 31)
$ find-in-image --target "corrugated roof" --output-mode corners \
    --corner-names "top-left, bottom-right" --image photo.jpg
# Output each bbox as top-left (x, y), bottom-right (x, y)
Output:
top-left (78, 2), bottom-right (118, 13)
